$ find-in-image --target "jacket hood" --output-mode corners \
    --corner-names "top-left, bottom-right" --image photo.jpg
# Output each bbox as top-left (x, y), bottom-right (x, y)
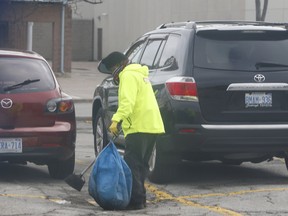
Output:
top-left (121, 64), bottom-right (149, 77)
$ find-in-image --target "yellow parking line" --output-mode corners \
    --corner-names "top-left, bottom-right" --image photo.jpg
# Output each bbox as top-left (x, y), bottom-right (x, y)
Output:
top-left (146, 183), bottom-right (288, 215)
top-left (179, 187), bottom-right (288, 199)
top-left (3, 183), bottom-right (288, 215)
top-left (145, 183), bottom-right (242, 216)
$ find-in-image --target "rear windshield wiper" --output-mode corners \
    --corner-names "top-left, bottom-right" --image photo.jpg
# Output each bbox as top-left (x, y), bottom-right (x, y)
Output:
top-left (3, 79), bottom-right (40, 92)
top-left (255, 62), bottom-right (288, 69)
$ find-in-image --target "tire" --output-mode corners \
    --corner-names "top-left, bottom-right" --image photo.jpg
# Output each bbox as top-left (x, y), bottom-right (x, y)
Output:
top-left (48, 153), bottom-right (75, 179)
top-left (148, 143), bottom-right (176, 184)
top-left (93, 108), bottom-right (108, 156)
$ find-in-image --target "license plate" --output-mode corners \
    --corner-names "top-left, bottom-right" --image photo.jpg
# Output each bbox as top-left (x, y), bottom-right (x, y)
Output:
top-left (245, 92), bottom-right (272, 108)
top-left (0, 138), bottom-right (22, 153)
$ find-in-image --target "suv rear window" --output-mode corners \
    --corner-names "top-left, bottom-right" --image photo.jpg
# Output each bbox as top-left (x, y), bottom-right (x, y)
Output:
top-left (0, 58), bottom-right (55, 93)
top-left (194, 30), bottom-right (288, 71)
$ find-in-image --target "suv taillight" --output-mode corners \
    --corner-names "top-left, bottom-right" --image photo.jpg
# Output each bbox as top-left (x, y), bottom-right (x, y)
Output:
top-left (166, 77), bottom-right (198, 101)
top-left (46, 98), bottom-right (74, 113)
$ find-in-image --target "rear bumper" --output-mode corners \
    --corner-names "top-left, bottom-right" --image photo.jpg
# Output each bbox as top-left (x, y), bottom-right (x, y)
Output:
top-left (0, 121), bottom-right (76, 163)
top-left (0, 146), bottom-right (75, 163)
top-left (158, 123), bottom-right (288, 157)
top-left (0, 121), bottom-right (74, 133)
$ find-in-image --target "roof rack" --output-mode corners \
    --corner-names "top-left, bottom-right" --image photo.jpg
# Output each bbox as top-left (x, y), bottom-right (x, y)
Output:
top-left (196, 20), bottom-right (288, 26)
top-left (157, 21), bottom-right (196, 29)
top-left (157, 20), bottom-right (288, 30)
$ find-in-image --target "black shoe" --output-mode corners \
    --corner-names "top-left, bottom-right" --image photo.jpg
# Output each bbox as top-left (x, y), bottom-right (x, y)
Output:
top-left (125, 203), bottom-right (145, 210)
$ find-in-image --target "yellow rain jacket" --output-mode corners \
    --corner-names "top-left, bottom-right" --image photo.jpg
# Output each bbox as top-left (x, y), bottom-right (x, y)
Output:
top-left (112, 64), bottom-right (165, 137)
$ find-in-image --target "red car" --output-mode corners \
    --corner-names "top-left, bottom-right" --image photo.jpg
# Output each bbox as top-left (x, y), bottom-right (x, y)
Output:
top-left (0, 49), bottom-right (76, 179)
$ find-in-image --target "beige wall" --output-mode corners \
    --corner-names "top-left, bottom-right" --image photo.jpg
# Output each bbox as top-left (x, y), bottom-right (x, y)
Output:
top-left (245, 0), bottom-right (288, 22)
top-left (91, 0), bottom-right (246, 59)
top-left (0, 2), bottom-right (72, 72)
top-left (72, 0), bottom-right (288, 61)
top-left (72, 19), bottom-right (94, 60)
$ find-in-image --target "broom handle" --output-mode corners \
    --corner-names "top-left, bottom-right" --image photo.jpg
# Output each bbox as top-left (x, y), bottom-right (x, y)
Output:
top-left (80, 129), bottom-right (122, 176)
top-left (80, 158), bottom-right (96, 176)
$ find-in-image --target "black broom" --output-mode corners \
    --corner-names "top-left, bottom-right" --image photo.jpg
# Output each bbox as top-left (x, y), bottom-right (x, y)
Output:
top-left (64, 158), bottom-right (96, 191)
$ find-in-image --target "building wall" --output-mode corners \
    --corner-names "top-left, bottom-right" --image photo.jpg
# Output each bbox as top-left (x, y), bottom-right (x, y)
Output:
top-left (32, 19), bottom-right (93, 61)
top-left (3, 1), bottom-right (288, 64)
top-left (20, 0), bottom-right (288, 62)
top-left (0, 2), bottom-right (72, 72)
top-left (91, 0), bottom-right (246, 60)
top-left (28, 0), bottom-right (287, 62)
top-left (33, 22), bottom-right (53, 60)
top-left (245, 0), bottom-right (288, 22)
top-left (72, 19), bottom-right (94, 60)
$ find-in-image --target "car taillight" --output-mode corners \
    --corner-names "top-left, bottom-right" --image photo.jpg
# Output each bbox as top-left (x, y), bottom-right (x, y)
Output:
top-left (166, 77), bottom-right (198, 101)
top-left (46, 98), bottom-right (74, 113)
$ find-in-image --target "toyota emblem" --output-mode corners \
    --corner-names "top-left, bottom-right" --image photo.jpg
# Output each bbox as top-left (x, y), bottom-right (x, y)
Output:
top-left (1, 98), bottom-right (13, 109)
top-left (254, 74), bottom-right (265, 82)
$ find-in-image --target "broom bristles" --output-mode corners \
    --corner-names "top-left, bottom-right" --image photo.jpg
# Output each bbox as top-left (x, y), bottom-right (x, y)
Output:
top-left (64, 174), bottom-right (85, 192)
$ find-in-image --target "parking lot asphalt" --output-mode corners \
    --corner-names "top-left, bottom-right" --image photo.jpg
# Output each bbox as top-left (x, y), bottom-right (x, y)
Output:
top-left (56, 61), bottom-right (109, 120)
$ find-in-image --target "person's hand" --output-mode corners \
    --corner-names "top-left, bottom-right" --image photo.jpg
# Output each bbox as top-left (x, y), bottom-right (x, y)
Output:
top-left (109, 121), bottom-right (119, 136)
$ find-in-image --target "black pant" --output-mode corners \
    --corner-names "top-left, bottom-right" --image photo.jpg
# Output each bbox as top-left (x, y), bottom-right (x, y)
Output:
top-left (124, 133), bottom-right (157, 206)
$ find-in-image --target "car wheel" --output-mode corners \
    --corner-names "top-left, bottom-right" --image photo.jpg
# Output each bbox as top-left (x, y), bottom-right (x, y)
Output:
top-left (148, 143), bottom-right (176, 184)
top-left (93, 108), bottom-right (108, 156)
top-left (48, 153), bottom-right (75, 179)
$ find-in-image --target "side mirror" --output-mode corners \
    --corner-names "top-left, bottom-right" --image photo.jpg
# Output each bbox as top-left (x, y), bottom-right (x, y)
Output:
top-left (97, 60), bottom-right (112, 74)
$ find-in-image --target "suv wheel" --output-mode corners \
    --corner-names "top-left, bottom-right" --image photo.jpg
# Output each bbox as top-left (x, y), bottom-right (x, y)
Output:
top-left (48, 153), bottom-right (75, 179)
top-left (93, 108), bottom-right (108, 156)
top-left (148, 143), bottom-right (176, 184)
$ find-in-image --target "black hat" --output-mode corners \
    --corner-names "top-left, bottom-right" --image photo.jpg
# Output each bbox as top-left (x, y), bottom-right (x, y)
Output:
top-left (98, 51), bottom-right (128, 73)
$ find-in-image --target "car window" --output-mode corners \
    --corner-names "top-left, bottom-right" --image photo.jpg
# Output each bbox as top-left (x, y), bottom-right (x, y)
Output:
top-left (152, 40), bottom-right (165, 68)
top-left (158, 34), bottom-right (180, 71)
top-left (194, 30), bottom-right (288, 71)
top-left (0, 58), bottom-right (55, 93)
top-left (139, 39), bottom-right (164, 69)
top-left (126, 39), bottom-right (146, 64)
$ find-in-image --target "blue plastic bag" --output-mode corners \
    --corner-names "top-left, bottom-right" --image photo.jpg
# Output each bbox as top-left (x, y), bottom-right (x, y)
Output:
top-left (88, 140), bottom-right (132, 210)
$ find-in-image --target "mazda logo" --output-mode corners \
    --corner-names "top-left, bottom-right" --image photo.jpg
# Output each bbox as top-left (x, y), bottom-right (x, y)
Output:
top-left (1, 98), bottom-right (13, 109)
top-left (254, 74), bottom-right (265, 83)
